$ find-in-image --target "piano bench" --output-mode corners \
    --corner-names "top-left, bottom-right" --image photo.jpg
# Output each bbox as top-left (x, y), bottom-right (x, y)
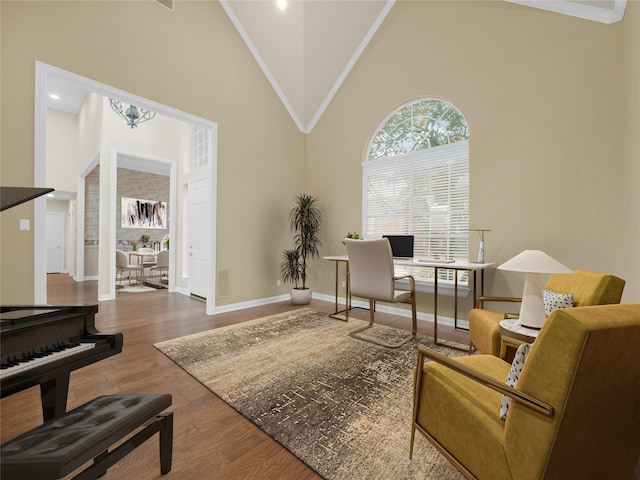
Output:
top-left (0, 393), bottom-right (173, 480)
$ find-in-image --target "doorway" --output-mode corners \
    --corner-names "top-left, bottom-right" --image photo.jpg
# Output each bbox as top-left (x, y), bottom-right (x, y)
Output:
top-left (34, 62), bottom-right (218, 314)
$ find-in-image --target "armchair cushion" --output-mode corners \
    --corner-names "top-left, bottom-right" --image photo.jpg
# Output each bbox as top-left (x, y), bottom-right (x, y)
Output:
top-left (468, 309), bottom-right (504, 356)
top-left (417, 355), bottom-right (512, 479)
top-left (544, 269), bottom-right (624, 306)
top-left (542, 288), bottom-right (573, 316)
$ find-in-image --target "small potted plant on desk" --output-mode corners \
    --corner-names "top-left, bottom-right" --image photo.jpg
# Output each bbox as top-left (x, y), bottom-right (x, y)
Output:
top-left (280, 193), bottom-right (322, 305)
top-left (342, 232), bottom-right (361, 244)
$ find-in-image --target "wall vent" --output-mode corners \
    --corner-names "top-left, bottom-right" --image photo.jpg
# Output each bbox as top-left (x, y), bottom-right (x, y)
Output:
top-left (217, 269), bottom-right (230, 299)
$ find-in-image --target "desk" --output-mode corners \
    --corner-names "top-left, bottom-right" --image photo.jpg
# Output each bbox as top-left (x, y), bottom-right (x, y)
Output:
top-left (323, 255), bottom-right (351, 321)
top-left (323, 255), bottom-right (494, 347)
top-left (128, 251), bottom-right (158, 286)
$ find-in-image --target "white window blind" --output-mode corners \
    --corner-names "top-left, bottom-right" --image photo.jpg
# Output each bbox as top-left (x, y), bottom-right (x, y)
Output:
top-left (363, 140), bottom-right (469, 283)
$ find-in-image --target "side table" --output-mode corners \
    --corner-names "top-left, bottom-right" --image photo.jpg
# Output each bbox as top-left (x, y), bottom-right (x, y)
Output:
top-left (498, 319), bottom-right (540, 360)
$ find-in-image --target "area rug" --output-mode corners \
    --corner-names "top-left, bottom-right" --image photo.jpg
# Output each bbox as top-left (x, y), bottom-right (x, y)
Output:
top-left (155, 308), bottom-right (465, 480)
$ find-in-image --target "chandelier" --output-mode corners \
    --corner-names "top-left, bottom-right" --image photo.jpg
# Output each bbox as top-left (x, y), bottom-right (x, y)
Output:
top-left (109, 98), bottom-right (156, 129)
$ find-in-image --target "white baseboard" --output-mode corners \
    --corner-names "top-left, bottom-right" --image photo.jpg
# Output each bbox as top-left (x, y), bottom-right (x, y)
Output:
top-left (207, 291), bottom-right (468, 329)
top-left (86, 283), bottom-right (469, 330)
top-left (213, 294), bottom-right (290, 314)
top-left (312, 292), bottom-right (468, 329)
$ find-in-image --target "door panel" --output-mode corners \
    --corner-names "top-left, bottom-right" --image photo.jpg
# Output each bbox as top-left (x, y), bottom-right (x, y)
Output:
top-left (46, 213), bottom-right (64, 273)
top-left (188, 178), bottom-right (208, 297)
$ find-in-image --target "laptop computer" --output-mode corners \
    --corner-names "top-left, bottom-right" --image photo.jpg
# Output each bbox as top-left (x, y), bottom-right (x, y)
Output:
top-left (382, 235), bottom-right (414, 259)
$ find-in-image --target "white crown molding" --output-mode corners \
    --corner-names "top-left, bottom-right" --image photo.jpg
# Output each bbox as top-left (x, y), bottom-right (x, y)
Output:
top-left (305, 0), bottom-right (395, 134)
top-left (219, 0), bottom-right (307, 133)
top-left (505, 0), bottom-right (626, 24)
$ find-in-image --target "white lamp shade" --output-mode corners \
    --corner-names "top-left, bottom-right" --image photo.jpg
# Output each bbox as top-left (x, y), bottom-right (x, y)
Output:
top-left (498, 250), bottom-right (572, 274)
top-left (498, 250), bottom-right (572, 329)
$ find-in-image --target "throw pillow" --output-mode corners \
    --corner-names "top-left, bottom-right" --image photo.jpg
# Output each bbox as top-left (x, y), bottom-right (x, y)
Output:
top-left (542, 288), bottom-right (574, 317)
top-left (500, 342), bottom-right (532, 420)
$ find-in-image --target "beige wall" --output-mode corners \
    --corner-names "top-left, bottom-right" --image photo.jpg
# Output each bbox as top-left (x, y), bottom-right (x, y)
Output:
top-left (621, 0), bottom-right (640, 303)
top-left (1, 0), bottom-right (637, 314)
top-left (47, 110), bottom-right (80, 193)
top-left (0, 0), bottom-right (305, 304)
top-left (307, 0), bottom-right (637, 319)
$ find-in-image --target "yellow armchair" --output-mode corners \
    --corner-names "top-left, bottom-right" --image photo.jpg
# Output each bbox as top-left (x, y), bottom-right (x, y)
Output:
top-left (468, 269), bottom-right (625, 356)
top-left (411, 303), bottom-right (640, 480)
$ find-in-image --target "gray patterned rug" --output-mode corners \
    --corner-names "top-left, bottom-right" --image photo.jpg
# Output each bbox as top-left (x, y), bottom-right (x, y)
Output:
top-left (154, 308), bottom-right (465, 480)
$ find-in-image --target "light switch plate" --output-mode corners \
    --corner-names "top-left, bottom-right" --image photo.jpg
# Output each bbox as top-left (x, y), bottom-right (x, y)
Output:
top-left (19, 219), bottom-right (30, 231)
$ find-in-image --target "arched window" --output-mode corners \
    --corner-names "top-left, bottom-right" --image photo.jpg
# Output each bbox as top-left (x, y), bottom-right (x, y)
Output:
top-left (363, 98), bottom-right (470, 283)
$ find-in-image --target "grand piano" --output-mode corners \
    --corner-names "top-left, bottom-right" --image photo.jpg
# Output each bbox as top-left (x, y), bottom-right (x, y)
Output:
top-left (0, 187), bottom-right (123, 421)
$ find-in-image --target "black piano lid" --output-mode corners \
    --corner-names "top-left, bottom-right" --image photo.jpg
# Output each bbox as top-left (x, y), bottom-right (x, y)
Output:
top-left (0, 308), bottom-right (62, 326)
top-left (1, 186), bottom-right (54, 212)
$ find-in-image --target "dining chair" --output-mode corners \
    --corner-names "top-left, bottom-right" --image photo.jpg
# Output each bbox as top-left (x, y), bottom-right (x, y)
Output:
top-left (137, 247), bottom-right (157, 268)
top-left (116, 250), bottom-right (143, 286)
top-left (150, 250), bottom-right (169, 280)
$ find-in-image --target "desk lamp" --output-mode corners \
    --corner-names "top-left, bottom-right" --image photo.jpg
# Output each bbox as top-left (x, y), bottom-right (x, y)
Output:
top-left (498, 250), bottom-right (572, 329)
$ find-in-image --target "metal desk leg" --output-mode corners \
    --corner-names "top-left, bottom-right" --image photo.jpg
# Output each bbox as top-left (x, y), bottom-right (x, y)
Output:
top-left (433, 267), bottom-right (438, 344)
top-left (333, 261), bottom-right (339, 313)
top-left (454, 270), bottom-right (469, 332)
top-left (329, 260), bottom-right (350, 322)
top-left (454, 270), bottom-right (458, 328)
top-left (434, 266), bottom-right (470, 350)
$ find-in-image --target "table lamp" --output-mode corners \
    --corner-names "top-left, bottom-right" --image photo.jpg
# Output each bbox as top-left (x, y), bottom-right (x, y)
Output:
top-left (497, 250), bottom-right (572, 329)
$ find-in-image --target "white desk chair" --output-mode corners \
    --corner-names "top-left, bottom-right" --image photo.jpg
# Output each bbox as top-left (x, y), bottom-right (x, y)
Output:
top-left (344, 238), bottom-right (417, 347)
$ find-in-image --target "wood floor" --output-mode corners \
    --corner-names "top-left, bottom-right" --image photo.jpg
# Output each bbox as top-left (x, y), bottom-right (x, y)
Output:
top-left (1, 274), bottom-right (469, 479)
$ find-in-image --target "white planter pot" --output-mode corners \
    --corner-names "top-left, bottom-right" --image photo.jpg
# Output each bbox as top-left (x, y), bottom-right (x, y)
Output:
top-left (291, 288), bottom-right (312, 305)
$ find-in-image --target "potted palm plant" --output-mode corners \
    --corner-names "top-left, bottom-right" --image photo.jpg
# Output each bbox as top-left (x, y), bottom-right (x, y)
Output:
top-left (281, 193), bottom-right (322, 305)
top-left (281, 248), bottom-right (301, 289)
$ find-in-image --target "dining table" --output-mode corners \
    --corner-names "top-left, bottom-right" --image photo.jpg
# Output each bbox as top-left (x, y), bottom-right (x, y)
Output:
top-left (128, 251), bottom-right (158, 286)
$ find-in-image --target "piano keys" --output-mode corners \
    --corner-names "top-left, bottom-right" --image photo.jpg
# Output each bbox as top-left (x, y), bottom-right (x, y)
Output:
top-left (0, 305), bottom-right (123, 421)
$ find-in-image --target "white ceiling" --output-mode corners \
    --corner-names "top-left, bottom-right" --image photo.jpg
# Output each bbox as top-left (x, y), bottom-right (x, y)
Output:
top-left (47, 0), bottom-right (626, 135)
top-left (46, 75), bottom-right (88, 115)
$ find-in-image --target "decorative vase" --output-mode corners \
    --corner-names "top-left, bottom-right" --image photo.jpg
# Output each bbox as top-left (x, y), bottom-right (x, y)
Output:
top-left (291, 288), bottom-right (312, 305)
top-left (477, 240), bottom-right (484, 263)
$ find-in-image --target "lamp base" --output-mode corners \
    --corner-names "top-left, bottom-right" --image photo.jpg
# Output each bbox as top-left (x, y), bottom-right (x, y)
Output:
top-left (518, 273), bottom-right (546, 329)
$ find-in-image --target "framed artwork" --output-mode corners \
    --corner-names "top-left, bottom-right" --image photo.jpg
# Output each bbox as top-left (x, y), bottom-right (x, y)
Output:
top-left (121, 197), bottom-right (167, 229)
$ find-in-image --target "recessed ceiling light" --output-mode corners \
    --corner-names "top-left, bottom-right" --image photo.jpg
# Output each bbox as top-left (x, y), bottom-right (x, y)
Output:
top-left (277, 0), bottom-right (286, 11)
top-left (49, 93), bottom-right (60, 100)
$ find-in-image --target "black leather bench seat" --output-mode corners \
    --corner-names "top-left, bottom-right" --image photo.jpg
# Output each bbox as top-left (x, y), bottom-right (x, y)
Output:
top-left (1, 393), bottom-right (173, 480)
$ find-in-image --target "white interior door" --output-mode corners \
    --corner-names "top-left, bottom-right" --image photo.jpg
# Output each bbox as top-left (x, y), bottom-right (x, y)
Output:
top-left (188, 177), bottom-right (208, 297)
top-left (46, 212), bottom-right (64, 273)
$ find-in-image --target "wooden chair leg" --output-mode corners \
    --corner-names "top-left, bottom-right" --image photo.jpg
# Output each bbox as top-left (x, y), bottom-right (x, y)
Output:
top-left (159, 412), bottom-right (173, 474)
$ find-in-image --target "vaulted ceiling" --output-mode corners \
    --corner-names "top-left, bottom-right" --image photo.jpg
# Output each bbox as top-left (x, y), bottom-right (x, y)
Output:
top-left (220, 0), bottom-right (627, 134)
top-left (220, 0), bottom-right (394, 133)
